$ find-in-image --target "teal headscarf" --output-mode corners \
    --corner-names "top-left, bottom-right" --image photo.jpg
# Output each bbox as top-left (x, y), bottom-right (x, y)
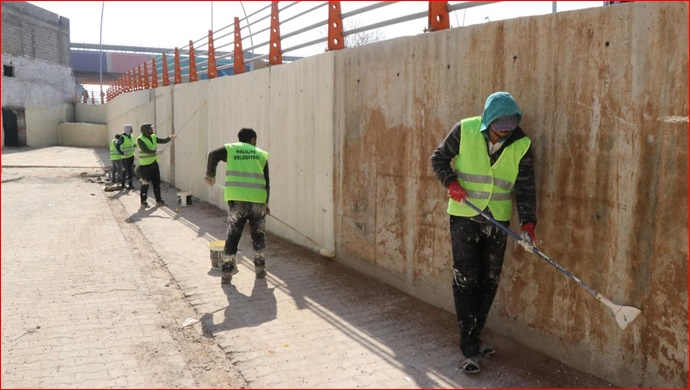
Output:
top-left (480, 92), bottom-right (523, 135)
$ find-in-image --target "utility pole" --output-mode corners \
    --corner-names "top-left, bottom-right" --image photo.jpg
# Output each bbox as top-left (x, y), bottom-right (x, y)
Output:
top-left (99, 1), bottom-right (105, 104)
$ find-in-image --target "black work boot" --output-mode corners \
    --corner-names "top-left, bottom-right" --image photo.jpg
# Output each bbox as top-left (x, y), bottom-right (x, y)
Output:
top-left (220, 254), bottom-right (237, 284)
top-left (254, 253), bottom-right (266, 278)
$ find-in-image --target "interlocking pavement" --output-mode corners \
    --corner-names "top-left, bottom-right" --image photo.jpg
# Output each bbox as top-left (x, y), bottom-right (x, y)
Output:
top-left (1, 146), bottom-right (614, 388)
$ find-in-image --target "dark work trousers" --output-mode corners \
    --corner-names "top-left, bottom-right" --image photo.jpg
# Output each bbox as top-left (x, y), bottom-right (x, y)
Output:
top-left (450, 215), bottom-right (508, 358)
top-left (111, 160), bottom-right (123, 182)
top-left (121, 156), bottom-right (134, 187)
top-left (139, 162), bottom-right (162, 204)
top-left (224, 200), bottom-right (267, 271)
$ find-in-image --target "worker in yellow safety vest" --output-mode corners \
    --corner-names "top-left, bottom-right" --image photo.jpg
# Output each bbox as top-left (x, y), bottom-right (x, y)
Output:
top-left (204, 127), bottom-right (270, 285)
top-left (108, 133), bottom-right (123, 184)
top-left (430, 91), bottom-right (538, 375)
top-left (114, 124), bottom-right (136, 190)
top-left (136, 123), bottom-right (176, 208)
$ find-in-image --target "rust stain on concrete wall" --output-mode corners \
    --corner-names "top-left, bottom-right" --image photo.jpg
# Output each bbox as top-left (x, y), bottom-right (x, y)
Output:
top-left (334, 2), bottom-right (687, 388)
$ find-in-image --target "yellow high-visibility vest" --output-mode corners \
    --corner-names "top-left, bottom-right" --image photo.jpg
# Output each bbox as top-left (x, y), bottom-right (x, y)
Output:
top-left (448, 116), bottom-right (530, 221)
top-left (224, 142), bottom-right (268, 204)
top-left (119, 136), bottom-right (135, 159)
top-left (137, 134), bottom-right (158, 166)
top-left (109, 138), bottom-right (123, 161)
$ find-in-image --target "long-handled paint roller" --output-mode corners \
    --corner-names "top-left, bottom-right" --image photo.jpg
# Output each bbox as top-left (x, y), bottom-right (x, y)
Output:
top-left (464, 199), bottom-right (641, 330)
top-left (208, 181), bottom-right (335, 258)
top-left (157, 102), bottom-right (207, 153)
top-left (134, 104), bottom-right (206, 179)
top-left (268, 214), bottom-right (335, 258)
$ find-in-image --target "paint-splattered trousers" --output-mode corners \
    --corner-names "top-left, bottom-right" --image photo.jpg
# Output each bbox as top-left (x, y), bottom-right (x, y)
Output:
top-left (450, 215), bottom-right (508, 358)
top-left (224, 200), bottom-right (267, 270)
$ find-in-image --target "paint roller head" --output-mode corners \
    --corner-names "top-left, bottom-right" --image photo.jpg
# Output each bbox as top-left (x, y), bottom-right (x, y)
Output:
top-left (319, 248), bottom-right (335, 258)
top-left (614, 305), bottom-right (642, 330)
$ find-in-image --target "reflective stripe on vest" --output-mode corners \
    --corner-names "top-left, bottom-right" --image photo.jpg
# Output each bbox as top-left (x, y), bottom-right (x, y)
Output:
top-left (224, 143), bottom-right (268, 203)
top-left (120, 136), bottom-right (135, 159)
top-left (109, 139), bottom-right (123, 161)
top-left (447, 116), bottom-right (531, 221)
top-left (137, 134), bottom-right (158, 166)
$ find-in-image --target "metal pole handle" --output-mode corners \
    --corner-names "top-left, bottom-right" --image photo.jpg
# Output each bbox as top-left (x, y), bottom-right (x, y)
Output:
top-left (463, 199), bottom-right (599, 297)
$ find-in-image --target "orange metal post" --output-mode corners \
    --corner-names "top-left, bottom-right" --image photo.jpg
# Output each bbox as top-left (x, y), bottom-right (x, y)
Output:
top-left (327, 1), bottom-right (345, 50)
top-left (207, 30), bottom-right (217, 79)
top-left (428, 1), bottom-right (450, 32)
top-left (151, 58), bottom-right (158, 88)
top-left (233, 17), bottom-right (246, 74)
top-left (137, 65), bottom-right (143, 90)
top-left (188, 41), bottom-right (198, 82)
top-left (174, 48), bottom-right (182, 84)
top-left (269, 1), bottom-right (282, 65)
top-left (143, 62), bottom-right (150, 89)
top-left (126, 71), bottom-right (131, 92)
top-left (162, 53), bottom-right (170, 86)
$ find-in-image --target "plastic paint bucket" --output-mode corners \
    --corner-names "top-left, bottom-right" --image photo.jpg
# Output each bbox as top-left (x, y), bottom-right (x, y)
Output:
top-left (209, 240), bottom-right (225, 269)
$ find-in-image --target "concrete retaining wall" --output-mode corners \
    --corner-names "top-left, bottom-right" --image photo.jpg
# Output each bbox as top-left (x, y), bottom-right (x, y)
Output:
top-left (57, 122), bottom-right (107, 147)
top-left (103, 3), bottom-right (687, 387)
top-left (75, 104), bottom-right (107, 124)
top-left (25, 104), bottom-right (73, 147)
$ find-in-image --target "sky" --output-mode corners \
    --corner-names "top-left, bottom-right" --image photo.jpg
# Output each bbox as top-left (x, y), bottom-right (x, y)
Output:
top-left (27, 1), bottom-right (604, 91)
top-left (28, 1), bottom-right (604, 52)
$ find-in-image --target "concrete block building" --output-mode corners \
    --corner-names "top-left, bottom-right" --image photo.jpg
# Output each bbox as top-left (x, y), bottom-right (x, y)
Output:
top-left (2, 2), bottom-right (76, 147)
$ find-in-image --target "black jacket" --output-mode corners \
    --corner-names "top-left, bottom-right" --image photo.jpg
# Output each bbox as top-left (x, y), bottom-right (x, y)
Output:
top-left (136, 134), bottom-right (172, 156)
top-left (430, 120), bottom-right (537, 225)
top-left (115, 133), bottom-right (134, 156)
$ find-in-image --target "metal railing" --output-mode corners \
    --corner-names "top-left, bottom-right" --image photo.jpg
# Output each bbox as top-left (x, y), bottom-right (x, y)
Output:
top-left (106, 1), bottom-right (503, 101)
